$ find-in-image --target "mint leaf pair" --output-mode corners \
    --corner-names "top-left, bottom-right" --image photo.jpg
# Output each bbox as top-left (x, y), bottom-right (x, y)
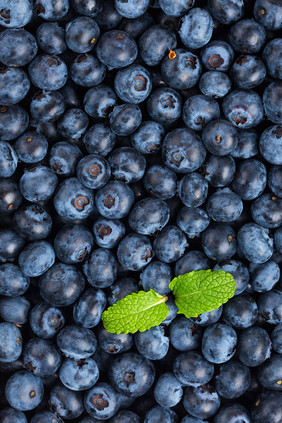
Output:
top-left (102, 269), bottom-right (236, 334)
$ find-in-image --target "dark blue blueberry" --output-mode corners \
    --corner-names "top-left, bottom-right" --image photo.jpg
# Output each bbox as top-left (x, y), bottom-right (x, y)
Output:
top-left (175, 250), bottom-right (210, 277)
top-left (275, 227), bottom-right (282, 253)
top-left (83, 123), bottom-right (116, 156)
top-left (183, 384), bottom-right (221, 420)
top-left (223, 89), bottom-right (264, 128)
top-left (119, 13), bottom-right (154, 39)
top-left (29, 302), bottom-right (65, 339)
top-left (170, 316), bottom-right (202, 352)
top-left (83, 248), bottom-right (117, 288)
top-left (228, 19), bottom-right (266, 53)
top-left (139, 24), bottom-right (177, 66)
top-left (84, 84), bottom-right (117, 119)
top-left (59, 357), bottom-right (99, 391)
top-left (140, 260), bottom-right (172, 295)
top-left (109, 352), bottom-right (155, 397)
top-left (84, 382), bottom-right (120, 420)
top-left (271, 324), bottom-right (282, 354)
top-left (258, 289), bottom-right (282, 325)
top-left (30, 90), bottom-right (65, 123)
top-left (0, 105), bottom-right (29, 141)
top-left (49, 384), bottom-right (83, 420)
top-left (0, 180), bottom-right (22, 214)
top-left (30, 411), bottom-right (62, 423)
top-left (161, 49), bottom-right (202, 90)
top-left (114, 64), bottom-right (152, 104)
top-left (254, 0), bottom-right (282, 30)
top-left (53, 177), bottom-right (95, 221)
top-left (0, 322), bottom-right (22, 363)
top-left (202, 223), bottom-right (236, 261)
top-left (237, 326), bottom-right (271, 367)
top-left (0, 141), bottom-right (18, 178)
top-left (208, 0), bottom-right (244, 24)
top-left (40, 262), bottom-right (85, 306)
top-left (77, 154), bottom-right (110, 189)
top-left (14, 204), bottom-right (52, 241)
top-left (230, 55), bottom-right (266, 89)
top-left (0, 296), bottom-right (30, 325)
top-left (173, 351), bottom-right (214, 387)
top-left (20, 165), bottom-right (58, 203)
top-left (109, 104), bottom-right (142, 136)
top-left (0, 67), bottom-right (30, 106)
top-left (251, 194), bottom-right (282, 229)
top-left (96, 0), bottom-right (123, 30)
top-left (179, 8), bottom-right (213, 49)
top-left (202, 119), bottom-right (238, 156)
top-left (232, 159), bottom-right (267, 200)
top-left (96, 30), bottom-right (137, 69)
top-left (143, 165), bottom-right (177, 200)
top-left (214, 403), bottom-right (251, 423)
top-left (95, 180), bottom-right (134, 219)
top-left (223, 294), bottom-right (258, 328)
top-left (23, 338), bottom-right (61, 378)
top-left (201, 40), bottom-right (234, 71)
top-left (214, 260), bottom-right (249, 295)
top-left (0, 408), bottom-right (27, 423)
top-left (259, 125), bottom-right (282, 164)
top-left (251, 391), bottom-right (282, 423)
top-left (135, 326), bottom-right (169, 360)
top-left (147, 87), bottom-right (182, 124)
top-left (183, 95), bottom-right (220, 132)
top-left (131, 121), bottom-right (164, 155)
top-left (192, 306), bottom-right (223, 326)
top-left (57, 324), bottom-right (97, 359)
top-left (57, 107), bottom-right (89, 140)
top-left (0, 264), bottom-right (30, 296)
top-left (199, 71), bottom-right (231, 98)
top-left (109, 410), bottom-right (141, 423)
top-left (202, 323), bottom-right (237, 364)
top-left (231, 129), bottom-right (258, 158)
top-left (18, 240), bottom-right (55, 277)
top-left (70, 54), bottom-right (106, 87)
top-left (28, 55), bottom-right (68, 91)
top-left (114, 0), bottom-right (149, 18)
top-left (162, 128), bottom-right (206, 173)
top-left (262, 38), bottom-right (282, 80)
top-left (237, 223), bottom-right (273, 264)
top-left (108, 277), bottom-right (138, 305)
top-left (14, 131), bottom-right (48, 164)
top-left (5, 371), bottom-right (44, 411)
top-left (0, 0), bottom-right (33, 28)
top-left (181, 417), bottom-right (208, 423)
top-left (161, 295), bottom-right (178, 326)
top-left (34, 0), bottom-right (69, 20)
top-left (206, 188), bottom-right (243, 222)
top-left (257, 353), bottom-right (282, 390)
top-left (66, 17), bottom-right (100, 53)
top-left (109, 147), bottom-right (146, 183)
top-left (98, 326), bottom-right (133, 354)
top-left (129, 197), bottom-right (170, 235)
top-left (49, 142), bottom-right (82, 176)
top-left (0, 29), bottom-right (37, 66)
top-left (178, 173), bottom-right (208, 208)
top-left (92, 217), bottom-right (125, 249)
top-left (144, 406), bottom-right (178, 423)
top-left (159, 0), bottom-right (194, 17)
top-left (177, 207), bottom-right (210, 238)
top-left (36, 22), bottom-right (66, 55)
top-left (71, 0), bottom-right (102, 16)
top-left (73, 288), bottom-right (106, 328)
top-left (263, 82), bottom-right (282, 124)
top-left (117, 233), bottom-right (153, 271)
top-left (215, 359), bottom-right (251, 398)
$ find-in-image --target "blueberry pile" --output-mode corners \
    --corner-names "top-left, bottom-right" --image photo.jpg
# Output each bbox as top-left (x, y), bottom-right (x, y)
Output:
top-left (0, 0), bottom-right (282, 422)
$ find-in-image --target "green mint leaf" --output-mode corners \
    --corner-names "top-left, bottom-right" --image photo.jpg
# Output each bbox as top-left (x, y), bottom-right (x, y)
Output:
top-left (169, 269), bottom-right (236, 318)
top-left (102, 289), bottom-right (169, 334)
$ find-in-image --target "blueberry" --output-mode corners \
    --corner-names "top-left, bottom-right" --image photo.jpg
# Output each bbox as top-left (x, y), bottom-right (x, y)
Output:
top-left (257, 353), bottom-right (282, 390)
top-left (144, 406), bottom-right (178, 423)
top-left (98, 326), bottom-right (133, 354)
top-left (215, 359), bottom-right (251, 398)
top-left (14, 131), bottom-right (48, 164)
top-left (96, 30), bottom-right (137, 69)
top-left (192, 306), bottom-right (223, 326)
top-left (135, 326), bottom-right (169, 360)
top-left (59, 357), bottom-right (99, 391)
top-left (28, 55), bottom-right (68, 91)
top-left (202, 223), bottom-right (237, 261)
top-left (183, 384), bottom-right (221, 420)
top-left (199, 71), bottom-right (231, 98)
top-left (131, 121), bottom-right (164, 155)
top-left (161, 295), bottom-right (178, 326)
top-left (251, 391), bottom-right (282, 423)
top-left (57, 325), bottom-right (97, 359)
top-left (223, 89), bottom-right (264, 128)
top-left (147, 87), bottom-right (182, 124)
top-left (0, 296), bottom-right (30, 325)
top-left (162, 128), bottom-right (206, 173)
top-left (66, 17), bottom-right (100, 53)
top-left (70, 54), bottom-right (106, 88)
top-left (175, 250), bottom-right (211, 276)
top-left (109, 103), bottom-right (142, 136)
top-left (271, 324), bottom-right (282, 353)
top-left (0, 180), bottom-right (23, 214)
top-left (109, 410), bottom-right (141, 423)
top-left (114, 0), bottom-right (150, 19)
top-left (95, 180), bottom-right (134, 219)
top-left (119, 14), bottom-right (154, 39)
top-left (95, 0), bottom-right (123, 30)
top-left (230, 55), bottom-right (266, 89)
top-left (262, 38), bottom-right (282, 80)
top-left (0, 408), bottom-right (27, 423)
top-left (77, 154), bottom-right (110, 189)
top-left (83, 123), bottom-right (116, 156)
top-left (177, 207), bottom-right (210, 238)
top-left (208, 0), bottom-right (244, 24)
top-left (0, 67), bottom-right (30, 106)
top-left (183, 95), bottom-right (220, 132)
top-left (170, 316), bottom-right (202, 352)
top-left (73, 288), bottom-right (106, 328)
top-left (259, 125), bottom-right (282, 164)
top-left (109, 147), bottom-right (146, 183)
top-left (114, 64), bottom-right (152, 104)
top-left (71, 0), bottom-right (102, 17)
top-left (29, 302), bottom-right (65, 339)
top-left (0, 264), bottom-right (30, 296)
top-left (214, 403), bottom-right (251, 423)
top-left (18, 241), bottom-right (55, 277)
top-left (84, 84), bottom-right (117, 118)
top-left (237, 326), bottom-right (271, 367)
top-left (159, 0), bottom-right (194, 17)
top-left (139, 24), bottom-right (177, 66)
top-left (202, 119), bottom-right (238, 156)
top-left (0, 105), bottom-right (29, 141)
top-left (36, 22), bottom-right (66, 55)
top-left (253, 0), bottom-right (282, 30)
top-left (201, 323), bottom-right (237, 364)
top-left (223, 294), bottom-right (258, 328)
top-left (237, 223), bottom-right (273, 264)
top-left (54, 224), bottom-right (93, 263)
top-left (49, 142), bottom-right (82, 176)
top-left (258, 289), bottom-right (282, 324)
top-left (232, 159), bottom-right (267, 200)
top-left (83, 248), bottom-right (117, 288)
top-left (173, 350), bottom-right (214, 387)
top-left (0, 0), bottom-right (33, 28)
top-left (178, 173), bottom-right (208, 208)
top-left (30, 411), bottom-right (62, 423)
top-left (92, 217), bottom-right (125, 249)
top-left (57, 107), bottom-right (89, 140)
top-left (206, 188), bottom-right (243, 222)
top-left (30, 90), bottom-right (65, 123)
top-left (108, 352), bottom-right (155, 397)
top-left (179, 8), bottom-right (213, 49)
top-left (5, 370), bottom-right (44, 411)
top-left (129, 197), bottom-right (170, 235)
top-left (108, 277), bottom-right (138, 305)
top-left (144, 164), bottom-right (177, 199)
top-left (0, 29), bottom-right (37, 66)
top-left (231, 129), bottom-right (258, 159)
top-left (228, 19), bottom-right (266, 54)
top-left (140, 260), bottom-right (172, 295)
top-left (251, 194), bottom-right (282, 229)
top-left (49, 384), bottom-right (83, 420)
top-left (0, 322), bottom-right (22, 363)
top-left (0, 141), bottom-right (18, 178)
top-left (23, 338), bottom-right (61, 378)
top-left (181, 417), bottom-right (208, 423)
top-left (20, 165), bottom-right (58, 203)
top-left (117, 233), bottom-right (153, 271)
top-left (263, 82), bottom-right (282, 124)
top-left (84, 382), bottom-right (120, 420)
top-left (201, 40), bottom-right (234, 72)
